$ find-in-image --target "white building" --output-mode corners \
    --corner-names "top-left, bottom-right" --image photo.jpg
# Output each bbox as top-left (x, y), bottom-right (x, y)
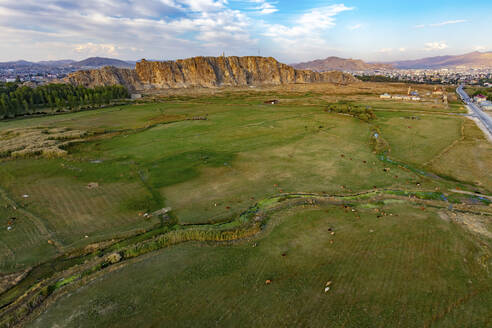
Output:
top-left (474, 95), bottom-right (487, 103)
top-left (380, 93), bottom-right (391, 99)
top-left (481, 101), bottom-right (492, 111)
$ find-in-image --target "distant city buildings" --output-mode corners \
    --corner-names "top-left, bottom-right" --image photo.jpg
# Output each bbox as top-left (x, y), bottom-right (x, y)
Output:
top-left (355, 67), bottom-right (492, 86)
top-left (379, 93), bottom-right (421, 101)
top-left (0, 66), bottom-right (74, 83)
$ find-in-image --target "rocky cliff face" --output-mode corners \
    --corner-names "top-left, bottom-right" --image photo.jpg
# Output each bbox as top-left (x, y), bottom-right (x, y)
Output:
top-left (66, 56), bottom-right (358, 91)
top-left (65, 66), bottom-right (142, 91)
top-left (135, 57), bottom-right (358, 88)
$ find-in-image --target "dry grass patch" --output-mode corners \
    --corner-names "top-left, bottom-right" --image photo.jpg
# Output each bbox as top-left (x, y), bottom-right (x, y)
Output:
top-left (439, 211), bottom-right (492, 239)
top-left (0, 127), bottom-right (87, 159)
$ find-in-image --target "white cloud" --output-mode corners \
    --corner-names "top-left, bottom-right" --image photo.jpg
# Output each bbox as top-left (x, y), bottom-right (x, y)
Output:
top-left (348, 24), bottom-right (361, 30)
top-left (180, 0), bottom-right (228, 12)
top-left (378, 48), bottom-right (392, 53)
top-left (260, 4), bottom-right (353, 61)
top-left (425, 41), bottom-right (449, 51)
top-left (264, 4), bottom-right (353, 39)
top-left (377, 47), bottom-right (406, 54)
top-left (0, 0), bottom-right (256, 60)
top-left (248, 0), bottom-right (278, 14)
top-left (74, 43), bottom-right (119, 56)
top-left (430, 19), bottom-right (466, 27)
top-left (415, 19), bottom-right (466, 28)
top-left (474, 45), bottom-right (486, 51)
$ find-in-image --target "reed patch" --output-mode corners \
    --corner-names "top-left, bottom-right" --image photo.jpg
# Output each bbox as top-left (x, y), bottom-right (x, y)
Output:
top-left (0, 127), bottom-right (88, 159)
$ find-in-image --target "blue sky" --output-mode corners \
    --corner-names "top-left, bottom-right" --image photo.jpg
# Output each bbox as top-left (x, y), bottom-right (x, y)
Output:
top-left (0, 0), bottom-right (491, 63)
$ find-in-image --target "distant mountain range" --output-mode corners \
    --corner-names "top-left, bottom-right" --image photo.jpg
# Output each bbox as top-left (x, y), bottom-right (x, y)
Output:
top-left (0, 57), bottom-right (134, 70)
top-left (2, 51), bottom-right (492, 73)
top-left (292, 51), bottom-right (492, 71)
top-left (292, 56), bottom-right (392, 72)
top-left (386, 51), bottom-right (492, 69)
top-left (71, 57), bottom-right (134, 68)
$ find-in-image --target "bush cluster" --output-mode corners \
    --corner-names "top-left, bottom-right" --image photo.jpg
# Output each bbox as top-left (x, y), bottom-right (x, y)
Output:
top-left (326, 103), bottom-right (376, 122)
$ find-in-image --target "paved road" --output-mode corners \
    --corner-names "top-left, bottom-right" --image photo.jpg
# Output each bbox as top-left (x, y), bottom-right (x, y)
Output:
top-left (456, 85), bottom-right (492, 137)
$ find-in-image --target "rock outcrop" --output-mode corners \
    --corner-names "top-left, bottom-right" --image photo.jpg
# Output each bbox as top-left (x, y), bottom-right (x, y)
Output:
top-left (65, 66), bottom-right (142, 91)
top-left (65, 56), bottom-right (358, 91)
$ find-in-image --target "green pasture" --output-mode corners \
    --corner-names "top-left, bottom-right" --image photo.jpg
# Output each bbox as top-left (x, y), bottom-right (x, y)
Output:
top-left (0, 86), bottom-right (491, 328)
top-left (29, 203), bottom-right (492, 328)
top-left (0, 90), bottom-right (488, 274)
top-left (375, 111), bottom-right (463, 166)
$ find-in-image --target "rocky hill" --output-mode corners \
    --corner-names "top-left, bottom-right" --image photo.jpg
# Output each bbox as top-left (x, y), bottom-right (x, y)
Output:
top-left (389, 51), bottom-right (492, 69)
top-left (64, 66), bottom-right (142, 91)
top-left (65, 56), bottom-right (358, 91)
top-left (292, 56), bottom-right (392, 72)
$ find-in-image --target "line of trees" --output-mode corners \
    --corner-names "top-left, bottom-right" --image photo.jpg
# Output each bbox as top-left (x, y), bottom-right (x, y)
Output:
top-left (0, 83), bottom-right (130, 119)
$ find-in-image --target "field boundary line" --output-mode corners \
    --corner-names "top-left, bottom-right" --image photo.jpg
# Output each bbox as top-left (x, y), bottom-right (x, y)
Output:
top-left (423, 119), bottom-right (465, 168)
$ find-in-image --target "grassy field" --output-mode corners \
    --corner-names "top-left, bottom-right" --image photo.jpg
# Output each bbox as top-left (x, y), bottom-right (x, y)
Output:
top-left (375, 111), bottom-right (463, 166)
top-left (29, 203), bottom-right (492, 328)
top-left (0, 195), bottom-right (57, 273)
top-left (429, 119), bottom-right (492, 189)
top-left (0, 82), bottom-right (491, 327)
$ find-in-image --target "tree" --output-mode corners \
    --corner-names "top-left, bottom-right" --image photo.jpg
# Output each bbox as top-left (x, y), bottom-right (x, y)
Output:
top-left (0, 83), bottom-right (130, 120)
